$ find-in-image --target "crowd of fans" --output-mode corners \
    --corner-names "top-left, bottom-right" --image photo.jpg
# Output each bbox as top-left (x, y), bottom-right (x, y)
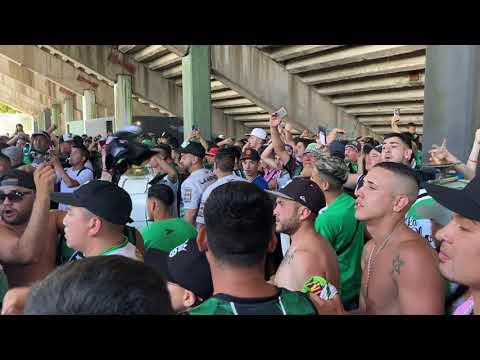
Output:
top-left (0, 112), bottom-right (478, 316)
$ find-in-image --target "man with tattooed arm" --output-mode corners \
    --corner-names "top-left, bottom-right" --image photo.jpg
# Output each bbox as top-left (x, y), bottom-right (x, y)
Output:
top-left (353, 162), bottom-right (445, 314)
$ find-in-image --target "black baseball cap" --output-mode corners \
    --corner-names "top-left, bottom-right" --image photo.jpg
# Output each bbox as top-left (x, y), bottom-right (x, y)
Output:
top-left (240, 148), bottom-right (260, 161)
top-left (267, 177), bottom-right (326, 214)
top-left (345, 140), bottom-right (361, 152)
top-left (144, 239), bottom-right (213, 301)
top-left (51, 180), bottom-right (133, 225)
top-left (425, 177), bottom-right (480, 222)
top-left (0, 170), bottom-right (35, 190)
top-left (180, 141), bottom-right (205, 158)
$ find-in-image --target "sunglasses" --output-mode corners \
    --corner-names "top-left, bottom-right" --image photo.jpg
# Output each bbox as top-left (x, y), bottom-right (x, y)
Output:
top-left (0, 191), bottom-right (34, 202)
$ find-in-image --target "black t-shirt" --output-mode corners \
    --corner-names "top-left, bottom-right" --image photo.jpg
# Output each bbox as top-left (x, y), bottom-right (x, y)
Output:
top-left (284, 156), bottom-right (303, 178)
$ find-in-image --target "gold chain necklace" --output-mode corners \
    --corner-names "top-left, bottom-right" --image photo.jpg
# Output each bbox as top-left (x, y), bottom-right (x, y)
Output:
top-left (365, 219), bottom-right (404, 302)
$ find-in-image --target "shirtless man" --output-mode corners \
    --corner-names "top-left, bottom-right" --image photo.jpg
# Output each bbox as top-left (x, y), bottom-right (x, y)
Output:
top-left (0, 164), bottom-right (65, 288)
top-left (354, 162), bottom-right (445, 314)
top-left (269, 177), bottom-right (339, 291)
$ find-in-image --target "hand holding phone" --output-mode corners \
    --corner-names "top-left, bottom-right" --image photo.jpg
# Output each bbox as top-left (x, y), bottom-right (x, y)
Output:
top-left (274, 107), bottom-right (288, 120)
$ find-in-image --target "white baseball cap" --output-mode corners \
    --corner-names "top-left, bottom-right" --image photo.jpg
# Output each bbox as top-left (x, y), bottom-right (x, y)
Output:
top-left (62, 133), bottom-right (74, 142)
top-left (248, 128), bottom-right (267, 140)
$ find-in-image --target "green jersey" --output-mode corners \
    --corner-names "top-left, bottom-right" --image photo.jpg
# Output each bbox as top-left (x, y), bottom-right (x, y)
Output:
top-left (0, 267), bottom-right (8, 304)
top-left (56, 225), bottom-right (139, 265)
top-left (405, 188), bottom-right (453, 250)
top-left (141, 218), bottom-right (198, 252)
top-left (188, 288), bottom-right (318, 315)
top-left (314, 192), bottom-right (364, 302)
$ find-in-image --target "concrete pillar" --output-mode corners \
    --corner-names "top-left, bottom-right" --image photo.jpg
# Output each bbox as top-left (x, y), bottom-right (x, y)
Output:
top-left (63, 97), bottom-right (74, 135)
top-left (114, 74), bottom-right (133, 131)
top-left (82, 89), bottom-right (97, 121)
top-left (423, 45), bottom-right (480, 162)
top-left (37, 110), bottom-right (47, 131)
top-left (51, 103), bottom-right (61, 134)
top-left (181, 45), bottom-right (211, 141)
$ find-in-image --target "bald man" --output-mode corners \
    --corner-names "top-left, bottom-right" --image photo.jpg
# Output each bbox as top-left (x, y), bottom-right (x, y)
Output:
top-left (354, 162), bottom-right (445, 314)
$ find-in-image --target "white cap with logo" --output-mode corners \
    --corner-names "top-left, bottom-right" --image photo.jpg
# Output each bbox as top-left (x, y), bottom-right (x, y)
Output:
top-left (248, 128), bottom-right (267, 140)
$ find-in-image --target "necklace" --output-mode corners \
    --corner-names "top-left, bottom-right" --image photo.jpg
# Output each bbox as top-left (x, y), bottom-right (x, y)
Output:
top-left (365, 219), bottom-right (404, 302)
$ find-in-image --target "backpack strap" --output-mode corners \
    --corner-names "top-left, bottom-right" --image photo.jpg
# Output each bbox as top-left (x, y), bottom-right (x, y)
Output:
top-left (76, 166), bottom-right (93, 177)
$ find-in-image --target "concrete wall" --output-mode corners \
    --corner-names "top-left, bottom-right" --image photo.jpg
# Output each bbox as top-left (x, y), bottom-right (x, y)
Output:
top-left (211, 45), bottom-right (375, 138)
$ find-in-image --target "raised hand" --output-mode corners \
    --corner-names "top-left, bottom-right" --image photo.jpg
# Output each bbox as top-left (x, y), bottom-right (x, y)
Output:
top-left (33, 163), bottom-right (56, 195)
top-left (429, 139), bottom-right (455, 164)
top-left (270, 113), bottom-right (281, 128)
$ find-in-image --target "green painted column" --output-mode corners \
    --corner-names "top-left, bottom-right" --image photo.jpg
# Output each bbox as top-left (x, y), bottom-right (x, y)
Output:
top-left (182, 45), bottom-right (211, 142)
top-left (114, 74), bottom-right (133, 131)
top-left (51, 103), bottom-right (61, 134)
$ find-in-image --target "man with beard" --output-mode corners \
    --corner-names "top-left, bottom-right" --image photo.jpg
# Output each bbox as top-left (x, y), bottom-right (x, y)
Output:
top-left (425, 177), bottom-right (480, 315)
top-left (269, 177), bottom-right (339, 292)
top-left (0, 165), bottom-right (64, 288)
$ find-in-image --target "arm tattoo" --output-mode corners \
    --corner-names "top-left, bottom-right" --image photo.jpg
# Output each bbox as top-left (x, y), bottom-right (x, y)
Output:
top-left (282, 250), bottom-right (295, 266)
top-left (391, 255), bottom-right (405, 275)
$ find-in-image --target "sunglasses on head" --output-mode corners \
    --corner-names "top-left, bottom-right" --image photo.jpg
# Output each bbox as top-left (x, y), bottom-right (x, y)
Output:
top-left (0, 191), bottom-right (34, 202)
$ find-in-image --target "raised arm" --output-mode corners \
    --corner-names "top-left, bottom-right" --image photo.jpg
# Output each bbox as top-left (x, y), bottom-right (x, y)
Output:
top-left (194, 130), bottom-right (209, 152)
top-left (7, 134), bottom-right (19, 146)
top-left (465, 129), bottom-right (480, 179)
top-left (391, 115), bottom-right (401, 133)
top-left (326, 128), bottom-right (345, 145)
top-left (429, 139), bottom-right (475, 179)
top-left (270, 114), bottom-right (290, 166)
top-left (157, 158), bottom-right (178, 183)
top-left (260, 142), bottom-right (279, 170)
top-left (0, 163), bottom-right (56, 264)
top-left (283, 123), bottom-right (295, 148)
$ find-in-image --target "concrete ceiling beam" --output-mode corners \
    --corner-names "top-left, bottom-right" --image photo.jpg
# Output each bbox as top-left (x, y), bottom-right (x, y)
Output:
top-left (212, 98), bottom-right (254, 108)
top-left (223, 106), bottom-right (266, 115)
top-left (344, 102), bottom-right (424, 116)
top-left (163, 45), bottom-right (190, 57)
top-left (133, 45), bottom-right (169, 62)
top-left (160, 64), bottom-right (182, 79)
top-left (233, 114), bottom-right (271, 121)
top-left (118, 45), bottom-right (138, 53)
top-left (370, 126), bottom-right (423, 135)
top-left (315, 72), bottom-right (425, 96)
top-left (300, 54), bottom-right (426, 85)
top-left (211, 90), bottom-right (241, 101)
top-left (331, 89), bottom-right (424, 106)
top-left (267, 45), bottom-right (343, 62)
top-left (358, 114), bottom-right (423, 125)
top-left (286, 45), bottom-right (426, 74)
top-left (148, 52), bottom-right (181, 71)
top-left (243, 121), bottom-right (270, 127)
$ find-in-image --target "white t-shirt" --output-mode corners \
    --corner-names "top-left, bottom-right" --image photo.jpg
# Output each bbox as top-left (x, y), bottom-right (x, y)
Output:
top-left (56, 166), bottom-right (94, 210)
top-left (85, 160), bottom-right (94, 171)
top-left (156, 174), bottom-right (179, 218)
top-left (196, 174), bottom-right (246, 226)
top-left (180, 168), bottom-right (216, 220)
